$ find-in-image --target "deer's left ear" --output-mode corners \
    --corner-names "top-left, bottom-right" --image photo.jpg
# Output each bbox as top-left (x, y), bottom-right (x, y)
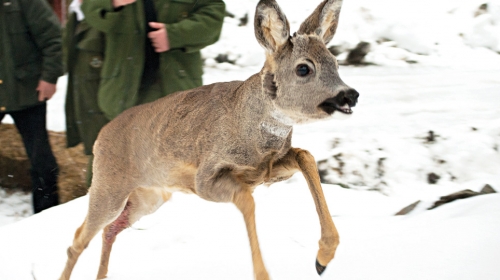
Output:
top-left (298, 0), bottom-right (343, 45)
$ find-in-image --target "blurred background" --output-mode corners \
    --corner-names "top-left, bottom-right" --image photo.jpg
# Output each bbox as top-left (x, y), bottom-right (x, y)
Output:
top-left (0, 1), bottom-right (499, 279)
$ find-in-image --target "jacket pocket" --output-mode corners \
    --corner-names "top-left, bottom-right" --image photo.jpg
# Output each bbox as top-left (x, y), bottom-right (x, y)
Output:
top-left (168, 0), bottom-right (196, 21)
top-left (75, 50), bottom-right (103, 80)
top-left (14, 62), bottom-right (42, 107)
top-left (14, 61), bottom-right (41, 79)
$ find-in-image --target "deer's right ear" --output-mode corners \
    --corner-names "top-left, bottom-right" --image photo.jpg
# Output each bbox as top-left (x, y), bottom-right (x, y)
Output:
top-left (254, 0), bottom-right (290, 54)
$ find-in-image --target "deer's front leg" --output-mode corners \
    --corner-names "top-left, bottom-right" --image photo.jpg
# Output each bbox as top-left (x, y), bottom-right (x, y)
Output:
top-left (233, 190), bottom-right (270, 280)
top-left (195, 161), bottom-right (269, 280)
top-left (269, 148), bottom-right (339, 275)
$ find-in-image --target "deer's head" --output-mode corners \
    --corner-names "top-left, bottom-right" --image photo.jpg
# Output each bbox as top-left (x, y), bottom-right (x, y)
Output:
top-left (255, 0), bottom-right (359, 124)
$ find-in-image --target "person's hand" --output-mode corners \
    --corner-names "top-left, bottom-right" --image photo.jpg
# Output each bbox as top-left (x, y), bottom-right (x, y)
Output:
top-left (148, 22), bottom-right (170, 53)
top-left (112, 0), bottom-right (136, 8)
top-left (36, 80), bottom-right (57, 102)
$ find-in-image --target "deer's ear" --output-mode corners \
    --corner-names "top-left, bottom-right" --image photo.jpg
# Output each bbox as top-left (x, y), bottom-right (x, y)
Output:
top-left (297, 0), bottom-right (343, 45)
top-left (254, 0), bottom-right (290, 53)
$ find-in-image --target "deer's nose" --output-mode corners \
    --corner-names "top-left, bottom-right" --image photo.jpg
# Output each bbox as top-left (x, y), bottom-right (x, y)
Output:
top-left (337, 88), bottom-right (359, 107)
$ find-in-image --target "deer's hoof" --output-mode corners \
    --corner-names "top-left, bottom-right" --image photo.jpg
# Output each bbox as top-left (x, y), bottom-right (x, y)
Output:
top-left (315, 259), bottom-right (326, 275)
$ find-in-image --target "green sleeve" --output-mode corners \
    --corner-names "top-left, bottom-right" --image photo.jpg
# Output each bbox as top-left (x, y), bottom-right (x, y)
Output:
top-left (81, 0), bottom-right (127, 33)
top-left (167, 0), bottom-right (225, 53)
top-left (22, 0), bottom-right (63, 84)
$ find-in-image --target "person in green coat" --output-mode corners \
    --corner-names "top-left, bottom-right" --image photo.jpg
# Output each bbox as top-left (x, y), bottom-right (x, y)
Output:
top-left (64, 0), bottom-right (110, 187)
top-left (82, 0), bottom-right (226, 120)
top-left (0, 0), bottom-right (63, 213)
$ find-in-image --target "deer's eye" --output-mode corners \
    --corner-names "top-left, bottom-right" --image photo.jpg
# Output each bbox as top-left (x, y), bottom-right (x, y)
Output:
top-left (296, 64), bottom-right (310, 77)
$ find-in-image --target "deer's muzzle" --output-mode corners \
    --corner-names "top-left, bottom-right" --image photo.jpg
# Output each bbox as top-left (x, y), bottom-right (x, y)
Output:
top-left (318, 89), bottom-right (359, 115)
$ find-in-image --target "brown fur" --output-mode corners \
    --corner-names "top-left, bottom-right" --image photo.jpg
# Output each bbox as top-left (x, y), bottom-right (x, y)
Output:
top-left (59, 1), bottom-right (355, 279)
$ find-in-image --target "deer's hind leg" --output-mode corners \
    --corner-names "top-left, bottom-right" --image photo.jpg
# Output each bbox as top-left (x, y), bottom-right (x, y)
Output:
top-left (59, 186), bottom-right (133, 280)
top-left (267, 148), bottom-right (339, 275)
top-left (97, 187), bottom-right (172, 279)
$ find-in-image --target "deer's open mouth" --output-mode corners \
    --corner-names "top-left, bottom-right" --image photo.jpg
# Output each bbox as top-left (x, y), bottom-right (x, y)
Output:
top-left (318, 89), bottom-right (358, 115)
top-left (318, 99), bottom-right (353, 115)
top-left (335, 103), bottom-right (353, 114)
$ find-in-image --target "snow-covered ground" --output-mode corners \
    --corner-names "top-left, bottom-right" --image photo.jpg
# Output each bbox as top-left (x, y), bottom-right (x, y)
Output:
top-left (1, 0), bottom-right (500, 279)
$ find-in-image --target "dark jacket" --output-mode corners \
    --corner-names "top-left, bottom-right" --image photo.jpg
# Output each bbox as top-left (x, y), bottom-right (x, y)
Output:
top-left (82, 0), bottom-right (226, 119)
top-left (0, 0), bottom-right (63, 113)
top-left (64, 13), bottom-right (109, 154)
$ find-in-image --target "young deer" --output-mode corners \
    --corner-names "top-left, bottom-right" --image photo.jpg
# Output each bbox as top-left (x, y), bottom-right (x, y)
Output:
top-left (59, 0), bottom-right (358, 279)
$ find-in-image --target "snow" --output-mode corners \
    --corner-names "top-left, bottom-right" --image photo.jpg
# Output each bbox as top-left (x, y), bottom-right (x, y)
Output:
top-left (1, 0), bottom-right (500, 279)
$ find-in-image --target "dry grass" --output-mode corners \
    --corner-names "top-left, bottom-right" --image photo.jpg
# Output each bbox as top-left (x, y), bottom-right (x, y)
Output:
top-left (0, 124), bottom-right (88, 203)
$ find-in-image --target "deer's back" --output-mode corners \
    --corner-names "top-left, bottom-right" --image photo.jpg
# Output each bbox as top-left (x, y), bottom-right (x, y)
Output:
top-left (93, 80), bottom-right (247, 182)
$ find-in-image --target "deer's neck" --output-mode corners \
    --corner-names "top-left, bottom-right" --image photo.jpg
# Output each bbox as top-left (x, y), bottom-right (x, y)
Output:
top-left (237, 74), bottom-right (293, 152)
top-left (260, 109), bottom-right (293, 138)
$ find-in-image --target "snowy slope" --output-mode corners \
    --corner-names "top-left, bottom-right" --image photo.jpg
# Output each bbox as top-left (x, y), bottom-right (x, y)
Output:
top-left (0, 182), bottom-right (499, 280)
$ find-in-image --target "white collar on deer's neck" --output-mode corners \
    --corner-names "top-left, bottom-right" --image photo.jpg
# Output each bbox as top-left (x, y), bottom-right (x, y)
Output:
top-left (270, 109), bottom-right (295, 126)
top-left (259, 109), bottom-right (293, 139)
top-left (260, 121), bottom-right (292, 138)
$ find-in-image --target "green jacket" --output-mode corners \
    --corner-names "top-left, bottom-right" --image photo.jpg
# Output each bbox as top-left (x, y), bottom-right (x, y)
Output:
top-left (64, 13), bottom-right (109, 155)
top-left (82, 0), bottom-right (225, 119)
top-left (0, 0), bottom-right (62, 113)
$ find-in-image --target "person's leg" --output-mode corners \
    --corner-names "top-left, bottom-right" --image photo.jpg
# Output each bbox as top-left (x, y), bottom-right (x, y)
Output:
top-left (11, 104), bottom-right (59, 213)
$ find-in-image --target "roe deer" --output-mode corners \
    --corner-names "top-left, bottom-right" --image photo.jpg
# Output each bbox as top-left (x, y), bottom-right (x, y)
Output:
top-left (59, 0), bottom-right (359, 279)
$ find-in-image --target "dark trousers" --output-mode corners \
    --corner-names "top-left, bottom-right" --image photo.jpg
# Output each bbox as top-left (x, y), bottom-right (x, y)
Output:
top-left (0, 103), bottom-right (59, 213)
